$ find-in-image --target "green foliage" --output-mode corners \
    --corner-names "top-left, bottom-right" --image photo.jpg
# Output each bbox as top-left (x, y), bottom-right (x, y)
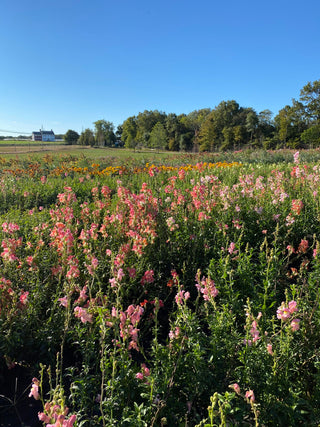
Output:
top-left (301, 124), bottom-right (320, 147)
top-left (149, 122), bottom-right (167, 150)
top-left (300, 79), bottom-right (320, 123)
top-left (93, 119), bottom-right (116, 147)
top-left (64, 129), bottom-right (80, 145)
top-left (79, 128), bottom-right (95, 146)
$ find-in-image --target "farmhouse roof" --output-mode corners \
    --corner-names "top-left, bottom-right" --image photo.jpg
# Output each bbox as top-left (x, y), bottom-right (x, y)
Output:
top-left (41, 130), bottom-right (55, 135)
top-left (32, 129), bottom-right (55, 135)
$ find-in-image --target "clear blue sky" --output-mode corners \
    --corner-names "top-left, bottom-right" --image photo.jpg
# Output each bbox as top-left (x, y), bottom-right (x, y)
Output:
top-left (1, 0), bottom-right (320, 136)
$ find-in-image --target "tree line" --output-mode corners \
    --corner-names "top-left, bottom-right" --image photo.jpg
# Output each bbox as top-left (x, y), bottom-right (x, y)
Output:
top-left (64, 79), bottom-right (320, 151)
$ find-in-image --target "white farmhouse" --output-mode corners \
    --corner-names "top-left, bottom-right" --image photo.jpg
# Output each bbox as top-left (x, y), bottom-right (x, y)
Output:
top-left (32, 129), bottom-right (55, 142)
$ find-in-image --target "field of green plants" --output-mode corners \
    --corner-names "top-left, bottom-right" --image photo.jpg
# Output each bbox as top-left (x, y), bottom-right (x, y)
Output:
top-left (1, 149), bottom-right (320, 426)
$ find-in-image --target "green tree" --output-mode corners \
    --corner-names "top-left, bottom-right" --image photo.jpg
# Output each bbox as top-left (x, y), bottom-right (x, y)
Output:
top-left (179, 131), bottom-right (194, 151)
top-left (198, 114), bottom-right (221, 151)
top-left (198, 101), bottom-right (247, 151)
top-left (115, 124), bottom-right (123, 146)
top-left (149, 122), bottom-right (167, 151)
top-left (79, 128), bottom-right (95, 146)
top-left (221, 127), bottom-right (234, 150)
top-left (245, 111), bottom-right (259, 143)
top-left (299, 79), bottom-right (320, 123)
top-left (93, 120), bottom-right (116, 147)
top-left (135, 110), bottom-right (166, 147)
top-left (274, 102), bottom-right (307, 147)
top-left (257, 110), bottom-right (275, 143)
top-left (64, 129), bottom-right (80, 145)
top-left (233, 125), bottom-right (246, 148)
top-left (301, 124), bottom-right (320, 148)
top-left (165, 113), bottom-right (180, 151)
top-left (181, 108), bottom-right (211, 150)
top-left (122, 116), bottom-right (138, 149)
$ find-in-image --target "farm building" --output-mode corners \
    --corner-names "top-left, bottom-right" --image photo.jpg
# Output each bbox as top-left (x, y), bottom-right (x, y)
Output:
top-left (32, 130), bottom-right (55, 142)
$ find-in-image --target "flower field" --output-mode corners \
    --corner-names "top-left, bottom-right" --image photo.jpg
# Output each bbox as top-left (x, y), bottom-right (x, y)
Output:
top-left (1, 150), bottom-right (320, 426)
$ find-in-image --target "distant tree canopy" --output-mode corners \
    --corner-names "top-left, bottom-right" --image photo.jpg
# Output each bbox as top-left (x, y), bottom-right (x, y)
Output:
top-left (64, 130), bottom-right (79, 145)
top-left (69, 78), bottom-right (320, 151)
top-left (79, 128), bottom-right (95, 146)
top-left (150, 122), bottom-right (167, 150)
top-left (94, 120), bottom-right (116, 147)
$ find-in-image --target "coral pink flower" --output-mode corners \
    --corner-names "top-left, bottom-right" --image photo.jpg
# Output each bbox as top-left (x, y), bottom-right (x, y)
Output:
top-left (245, 390), bottom-right (255, 402)
top-left (291, 318), bottom-right (301, 331)
top-left (267, 343), bottom-right (273, 355)
top-left (58, 297), bottom-right (68, 308)
top-left (74, 306), bottom-right (93, 324)
top-left (128, 267), bottom-right (136, 278)
top-left (136, 363), bottom-right (150, 381)
top-left (135, 372), bottom-right (144, 380)
top-left (175, 290), bottom-right (190, 305)
top-left (19, 291), bottom-right (29, 305)
top-left (228, 242), bottom-right (237, 255)
top-left (169, 326), bottom-right (180, 340)
top-left (141, 270), bottom-right (154, 285)
top-left (195, 271), bottom-right (219, 301)
top-left (29, 378), bottom-right (40, 400)
top-left (291, 199), bottom-right (303, 215)
top-left (298, 239), bottom-right (309, 254)
top-left (38, 412), bottom-right (51, 423)
top-left (232, 383), bottom-right (241, 395)
top-left (288, 300), bottom-right (298, 314)
top-left (277, 303), bottom-right (291, 321)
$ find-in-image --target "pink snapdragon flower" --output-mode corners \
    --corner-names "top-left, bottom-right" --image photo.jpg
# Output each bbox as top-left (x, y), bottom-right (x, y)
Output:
top-left (141, 270), bottom-right (154, 286)
top-left (288, 300), bottom-right (298, 314)
top-left (169, 326), bottom-right (181, 340)
top-left (230, 383), bottom-right (240, 395)
top-left (267, 343), bottom-right (273, 355)
top-left (228, 242), bottom-right (237, 255)
top-left (58, 296), bottom-right (68, 308)
top-left (195, 270), bottom-right (219, 302)
top-left (29, 378), bottom-right (40, 400)
top-left (276, 300), bottom-right (300, 331)
top-left (290, 318), bottom-right (301, 331)
top-left (74, 306), bottom-right (93, 324)
top-left (276, 303), bottom-right (292, 321)
top-left (291, 199), bottom-right (303, 215)
top-left (175, 290), bottom-right (190, 305)
top-left (136, 363), bottom-right (150, 382)
top-left (245, 390), bottom-right (255, 402)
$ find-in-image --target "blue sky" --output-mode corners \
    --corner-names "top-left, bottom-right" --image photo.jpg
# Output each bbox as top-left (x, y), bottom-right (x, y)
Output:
top-left (1, 0), bottom-right (320, 136)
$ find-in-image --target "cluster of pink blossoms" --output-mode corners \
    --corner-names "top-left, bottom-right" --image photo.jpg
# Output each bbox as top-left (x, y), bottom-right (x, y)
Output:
top-left (195, 270), bottom-right (219, 302)
top-left (119, 304), bottom-right (144, 351)
top-left (291, 199), bottom-right (304, 215)
top-left (169, 326), bottom-right (181, 340)
top-left (140, 269), bottom-right (154, 286)
top-left (135, 363), bottom-right (150, 382)
top-left (175, 289), bottom-right (190, 305)
top-left (74, 306), bottom-right (93, 324)
top-left (244, 312), bottom-right (262, 346)
top-left (1, 222), bottom-right (20, 233)
top-left (1, 237), bottom-right (22, 262)
top-left (0, 277), bottom-right (28, 314)
top-left (277, 300), bottom-right (300, 331)
top-left (58, 286), bottom-right (92, 324)
top-left (29, 379), bottom-right (76, 426)
top-left (230, 383), bottom-right (255, 402)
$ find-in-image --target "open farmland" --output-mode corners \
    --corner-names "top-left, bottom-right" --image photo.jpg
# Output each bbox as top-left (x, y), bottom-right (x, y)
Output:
top-left (1, 149), bottom-right (320, 426)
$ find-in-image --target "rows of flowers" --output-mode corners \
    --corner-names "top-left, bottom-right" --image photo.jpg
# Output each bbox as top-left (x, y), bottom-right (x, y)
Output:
top-left (1, 151), bottom-right (320, 425)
